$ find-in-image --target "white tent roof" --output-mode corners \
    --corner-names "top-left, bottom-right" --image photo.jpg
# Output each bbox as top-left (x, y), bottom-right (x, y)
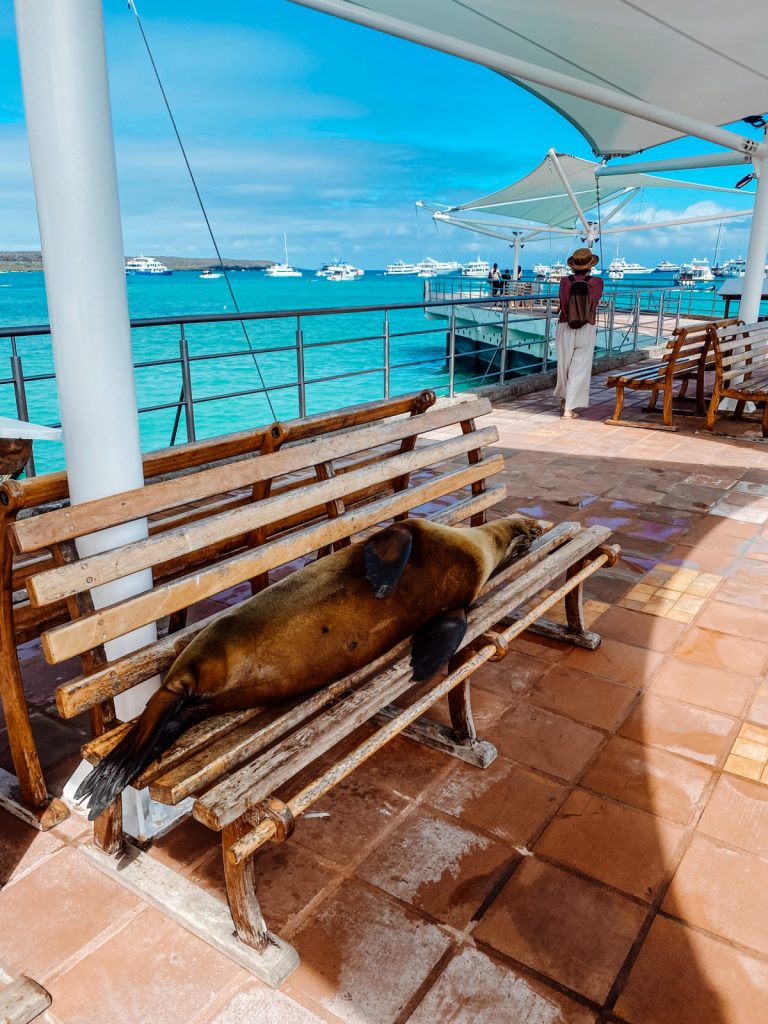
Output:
top-left (300, 1), bottom-right (768, 157)
top-left (453, 153), bottom-right (741, 228)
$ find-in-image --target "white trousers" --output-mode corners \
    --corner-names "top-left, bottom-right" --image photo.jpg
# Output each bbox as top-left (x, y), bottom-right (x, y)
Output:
top-left (553, 322), bottom-right (597, 411)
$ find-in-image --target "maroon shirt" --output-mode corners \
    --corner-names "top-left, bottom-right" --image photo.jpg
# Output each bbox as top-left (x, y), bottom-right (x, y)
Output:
top-left (558, 273), bottom-right (604, 325)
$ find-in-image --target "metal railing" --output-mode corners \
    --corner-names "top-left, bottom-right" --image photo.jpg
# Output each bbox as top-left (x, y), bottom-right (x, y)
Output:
top-left (0, 284), bottom-right (687, 477)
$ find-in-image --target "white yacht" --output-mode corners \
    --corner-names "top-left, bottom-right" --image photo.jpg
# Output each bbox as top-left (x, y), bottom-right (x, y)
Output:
top-left (655, 259), bottom-right (680, 273)
top-left (533, 263), bottom-right (551, 280)
top-left (608, 256), bottom-right (652, 278)
top-left (677, 258), bottom-right (714, 286)
top-left (125, 255), bottom-right (172, 276)
top-left (415, 257), bottom-right (461, 276)
top-left (317, 260), bottom-right (364, 278)
top-left (265, 234), bottom-right (302, 278)
top-left (720, 256), bottom-right (746, 278)
top-left (199, 269), bottom-right (223, 279)
top-left (547, 262), bottom-right (568, 282)
top-left (462, 258), bottom-right (491, 278)
top-left (385, 260), bottom-right (418, 275)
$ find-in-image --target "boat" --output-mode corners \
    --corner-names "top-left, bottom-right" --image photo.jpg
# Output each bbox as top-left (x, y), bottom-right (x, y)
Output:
top-left (462, 258), bottom-right (491, 278)
top-left (265, 234), bottom-right (302, 278)
top-left (719, 256), bottom-right (746, 278)
top-left (325, 268), bottom-right (358, 281)
top-left (533, 263), bottom-right (550, 280)
top-left (415, 257), bottom-right (462, 276)
top-left (125, 255), bottom-right (172, 276)
top-left (316, 260), bottom-right (364, 278)
top-left (608, 256), bottom-right (652, 278)
top-left (677, 258), bottom-right (714, 286)
top-left (547, 261), bottom-right (568, 282)
top-left (655, 259), bottom-right (680, 273)
top-left (199, 269), bottom-right (223, 279)
top-left (384, 260), bottom-right (418, 275)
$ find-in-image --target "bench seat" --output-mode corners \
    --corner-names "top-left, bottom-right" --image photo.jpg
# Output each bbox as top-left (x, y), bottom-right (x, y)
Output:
top-left (14, 393), bottom-right (618, 984)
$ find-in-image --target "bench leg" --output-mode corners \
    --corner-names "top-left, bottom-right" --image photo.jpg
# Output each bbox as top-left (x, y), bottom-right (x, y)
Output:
top-left (94, 798), bottom-right (123, 855)
top-left (762, 403), bottom-right (768, 438)
top-left (612, 385), bottom-right (625, 422)
top-left (732, 400), bottom-right (747, 421)
top-left (506, 559), bottom-right (602, 651)
top-left (645, 388), bottom-right (659, 412)
top-left (223, 818), bottom-right (272, 952)
top-left (662, 385), bottom-right (675, 428)
top-left (677, 375), bottom-right (690, 401)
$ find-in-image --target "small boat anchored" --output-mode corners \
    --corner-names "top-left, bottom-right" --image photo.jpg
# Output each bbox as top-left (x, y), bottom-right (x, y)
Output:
top-left (265, 234), bottom-right (302, 278)
top-left (199, 269), bottom-right (223, 279)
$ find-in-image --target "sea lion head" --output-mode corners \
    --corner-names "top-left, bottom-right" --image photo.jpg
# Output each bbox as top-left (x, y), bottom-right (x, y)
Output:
top-left (479, 515), bottom-right (544, 574)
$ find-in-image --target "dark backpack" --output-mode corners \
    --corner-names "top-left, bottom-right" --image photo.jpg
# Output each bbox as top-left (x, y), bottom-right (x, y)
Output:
top-left (566, 275), bottom-right (591, 329)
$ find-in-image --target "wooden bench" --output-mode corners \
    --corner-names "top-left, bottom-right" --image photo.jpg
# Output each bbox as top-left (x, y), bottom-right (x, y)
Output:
top-left (705, 320), bottom-right (768, 435)
top-left (0, 391), bottom-right (439, 830)
top-left (604, 317), bottom-right (740, 429)
top-left (12, 394), bottom-right (617, 983)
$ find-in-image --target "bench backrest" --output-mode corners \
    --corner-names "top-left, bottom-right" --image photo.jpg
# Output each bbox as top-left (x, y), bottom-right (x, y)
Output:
top-left (0, 391), bottom-right (438, 646)
top-left (15, 395), bottom-right (504, 721)
top-left (661, 317), bottom-right (740, 377)
top-left (711, 320), bottom-right (768, 387)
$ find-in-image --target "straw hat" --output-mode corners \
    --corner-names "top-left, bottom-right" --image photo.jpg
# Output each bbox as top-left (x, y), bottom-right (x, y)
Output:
top-left (567, 247), bottom-right (599, 271)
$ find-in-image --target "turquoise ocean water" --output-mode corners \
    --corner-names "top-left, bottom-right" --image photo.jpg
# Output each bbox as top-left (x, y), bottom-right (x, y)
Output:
top-left (0, 268), bottom-right (746, 475)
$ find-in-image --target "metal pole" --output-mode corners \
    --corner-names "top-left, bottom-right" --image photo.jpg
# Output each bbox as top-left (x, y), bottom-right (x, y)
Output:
top-left (656, 292), bottom-right (666, 344)
top-left (633, 296), bottom-right (641, 350)
top-left (595, 152), bottom-right (753, 176)
top-left (179, 326), bottom-right (196, 442)
top-left (607, 297), bottom-right (615, 355)
top-left (499, 306), bottom-right (509, 384)
top-left (296, 316), bottom-right (307, 416)
top-left (14, 0), bottom-right (165, 838)
top-left (676, 289), bottom-right (683, 329)
top-left (542, 302), bottom-right (551, 372)
top-left (383, 311), bottom-right (391, 399)
top-left (9, 340), bottom-right (35, 477)
top-left (739, 154), bottom-right (768, 324)
top-left (448, 312), bottom-right (456, 397)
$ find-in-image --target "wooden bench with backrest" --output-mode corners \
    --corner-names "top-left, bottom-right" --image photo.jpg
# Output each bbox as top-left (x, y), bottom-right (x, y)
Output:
top-left (10, 394), bottom-right (617, 983)
top-left (0, 391), bottom-right (439, 830)
top-left (604, 317), bottom-right (740, 429)
top-left (705, 320), bottom-right (768, 435)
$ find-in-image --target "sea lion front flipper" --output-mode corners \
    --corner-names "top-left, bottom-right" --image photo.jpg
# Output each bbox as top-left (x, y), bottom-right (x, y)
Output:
top-left (364, 523), bottom-right (413, 599)
top-left (411, 608), bottom-right (468, 681)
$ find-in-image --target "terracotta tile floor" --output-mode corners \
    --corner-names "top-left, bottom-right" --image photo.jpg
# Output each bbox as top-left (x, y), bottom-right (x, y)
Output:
top-left (6, 364), bottom-right (768, 1022)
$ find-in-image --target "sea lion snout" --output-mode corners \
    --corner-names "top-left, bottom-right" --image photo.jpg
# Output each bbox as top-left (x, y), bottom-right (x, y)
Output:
top-left (486, 515), bottom-right (543, 569)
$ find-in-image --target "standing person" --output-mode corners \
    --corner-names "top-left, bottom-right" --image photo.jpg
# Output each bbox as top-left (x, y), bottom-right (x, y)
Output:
top-left (501, 267), bottom-right (512, 294)
top-left (488, 262), bottom-right (501, 295)
top-left (553, 248), bottom-right (603, 419)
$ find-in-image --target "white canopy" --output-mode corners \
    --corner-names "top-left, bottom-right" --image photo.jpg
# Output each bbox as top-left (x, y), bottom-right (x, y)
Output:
top-left (451, 153), bottom-right (742, 229)
top-left (295, 0), bottom-right (768, 158)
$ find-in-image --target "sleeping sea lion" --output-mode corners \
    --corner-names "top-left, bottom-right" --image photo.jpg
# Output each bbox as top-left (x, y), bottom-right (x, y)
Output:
top-left (77, 514), bottom-right (542, 819)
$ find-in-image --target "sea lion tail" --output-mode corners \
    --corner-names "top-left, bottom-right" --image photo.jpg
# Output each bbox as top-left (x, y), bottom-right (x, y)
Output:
top-left (75, 680), bottom-right (209, 821)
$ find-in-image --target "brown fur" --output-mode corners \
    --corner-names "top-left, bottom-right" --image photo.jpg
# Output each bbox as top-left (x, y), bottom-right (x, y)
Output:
top-left (159, 515), bottom-right (542, 711)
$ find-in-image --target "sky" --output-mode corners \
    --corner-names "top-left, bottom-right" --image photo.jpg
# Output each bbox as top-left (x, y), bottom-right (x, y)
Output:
top-left (0, 0), bottom-right (759, 269)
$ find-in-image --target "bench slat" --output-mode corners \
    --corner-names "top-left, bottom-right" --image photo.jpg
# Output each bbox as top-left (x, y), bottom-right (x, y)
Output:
top-left (12, 397), bottom-right (491, 554)
top-left (54, 484), bottom-right (508, 719)
top-left (193, 525), bottom-right (608, 831)
top-left (41, 455), bottom-right (504, 664)
top-left (27, 424), bottom-right (499, 607)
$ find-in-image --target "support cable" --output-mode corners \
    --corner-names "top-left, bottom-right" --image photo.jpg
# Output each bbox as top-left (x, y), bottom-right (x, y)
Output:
top-left (127, 0), bottom-right (277, 419)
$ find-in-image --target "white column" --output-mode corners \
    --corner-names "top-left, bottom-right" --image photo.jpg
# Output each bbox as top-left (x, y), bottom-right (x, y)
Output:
top-left (739, 156), bottom-right (768, 324)
top-left (512, 235), bottom-right (522, 277)
top-left (14, 0), bottom-right (176, 837)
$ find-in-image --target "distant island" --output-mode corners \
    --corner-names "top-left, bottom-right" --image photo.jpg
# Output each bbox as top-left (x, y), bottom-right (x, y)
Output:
top-left (0, 251), bottom-right (273, 272)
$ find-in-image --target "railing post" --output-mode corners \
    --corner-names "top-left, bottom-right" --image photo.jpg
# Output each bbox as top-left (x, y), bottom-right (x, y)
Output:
top-left (676, 289), bottom-right (683, 330)
top-left (296, 315), bottom-right (306, 417)
top-left (179, 325), bottom-right (196, 442)
top-left (656, 291), bottom-right (666, 343)
top-left (499, 305), bottom-right (509, 384)
top-left (542, 300), bottom-right (552, 373)
top-left (633, 295), bottom-right (641, 350)
top-left (448, 311), bottom-right (456, 397)
top-left (9, 337), bottom-right (35, 477)
top-left (383, 311), bottom-right (391, 399)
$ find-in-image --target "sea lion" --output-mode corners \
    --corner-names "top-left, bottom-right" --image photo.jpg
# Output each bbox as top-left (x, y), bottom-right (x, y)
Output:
top-left (77, 514), bottom-right (542, 819)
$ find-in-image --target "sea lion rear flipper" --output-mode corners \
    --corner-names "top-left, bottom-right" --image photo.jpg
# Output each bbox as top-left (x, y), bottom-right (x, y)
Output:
top-left (364, 523), bottom-right (413, 599)
top-left (410, 608), bottom-right (468, 681)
